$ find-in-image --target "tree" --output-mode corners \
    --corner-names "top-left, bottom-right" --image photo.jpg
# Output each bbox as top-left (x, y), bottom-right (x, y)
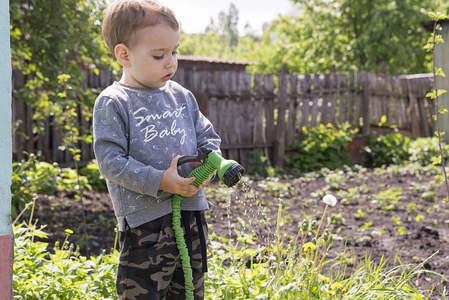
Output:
top-left (180, 3), bottom-right (242, 57)
top-left (248, 0), bottom-right (449, 75)
top-left (10, 0), bottom-right (116, 137)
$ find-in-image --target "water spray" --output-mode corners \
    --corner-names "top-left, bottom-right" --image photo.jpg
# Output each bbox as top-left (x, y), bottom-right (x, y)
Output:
top-left (172, 149), bottom-right (245, 299)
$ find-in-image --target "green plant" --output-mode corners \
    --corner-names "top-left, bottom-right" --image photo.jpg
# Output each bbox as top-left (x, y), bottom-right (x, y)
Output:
top-left (408, 137), bottom-right (449, 166)
top-left (11, 153), bottom-right (60, 217)
top-left (392, 216), bottom-right (406, 235)
top-left (10, 0), bottom-right (115, 142)
top-left (371, 187), bottom-right (403, 212)
top-left (287, 122), bottom-right (358, 172)
top-left (364, 131), bottom-right (410, 167)
top-left (13, 222), bottom-right (118, 299)
top-left (80, 160), bottom-right (107, 190)
top-left (247, 151), bottom-right (276, 177)
top-left (421, 191), bottom-right (436, 203)
top-left (353, 209), bottom-right (368, 220)
top-left (258, 178), bottom-right (291, 197)
top-left (324, 170), bottom-right (346, 190)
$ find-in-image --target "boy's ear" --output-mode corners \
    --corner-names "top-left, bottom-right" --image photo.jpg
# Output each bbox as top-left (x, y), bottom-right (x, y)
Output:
top-left (115, 44), bottom-right (131, 68)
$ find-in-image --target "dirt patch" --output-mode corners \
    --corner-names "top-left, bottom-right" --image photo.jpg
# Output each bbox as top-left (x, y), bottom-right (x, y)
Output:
top-left (32, 166), bottom-right (449, 297)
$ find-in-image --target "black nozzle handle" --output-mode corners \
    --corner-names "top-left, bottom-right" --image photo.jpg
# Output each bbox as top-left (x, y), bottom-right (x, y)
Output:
top-left (177, 149), bottom-right (212, 166)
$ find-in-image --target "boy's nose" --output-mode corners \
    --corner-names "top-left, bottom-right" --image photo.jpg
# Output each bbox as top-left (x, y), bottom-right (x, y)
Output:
top-left (166, 55), bottom-right (177, 69)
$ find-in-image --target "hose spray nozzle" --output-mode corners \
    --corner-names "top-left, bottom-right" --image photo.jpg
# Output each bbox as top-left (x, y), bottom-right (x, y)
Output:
top-left (178, 149), bottom-right (245, 187)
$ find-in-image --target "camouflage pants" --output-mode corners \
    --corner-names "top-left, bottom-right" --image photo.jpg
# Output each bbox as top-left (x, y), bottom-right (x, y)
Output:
top-left (116, 211), bottom-right (208, 300)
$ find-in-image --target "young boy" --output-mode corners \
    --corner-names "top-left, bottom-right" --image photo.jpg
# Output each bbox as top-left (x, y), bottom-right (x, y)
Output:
top-left (93, 1), bottom-right (221, 299)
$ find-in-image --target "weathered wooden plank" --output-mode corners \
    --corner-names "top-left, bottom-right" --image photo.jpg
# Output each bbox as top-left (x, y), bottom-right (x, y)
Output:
top-left (239, 98), bottom-right (252, 168)
top-left (239, 72), bottom-right (252, 95)
top-left (328, 73), bottom-right (337, 124)
top-left (99, 69), bottom-right (112, 89)
top-left (227, 98), bottom-right (240, 162)
top-left (321, 74), bottom-right (331, 124)
top-left (263, 74), bottom-right (276, 146)
top-left (338, 74), bottom-right (347, 124)
top-left (216, 99), bottom-right (229, 146)
top-left (298, 74), bottom-right (312, 134)
top-left (286, 75), bottom-right (298, 146)
top-left (238, 72), bottom-right (253, 167)
top-left (310, 75), bottom-right (320, 127)
top-left (273, 71), bottom-right (287, 168)
top-left (264, 74), bottom-right (275, 95)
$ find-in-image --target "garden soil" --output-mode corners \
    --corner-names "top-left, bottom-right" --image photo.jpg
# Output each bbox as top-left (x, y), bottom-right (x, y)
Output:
top-left (34, 168), bottom-right (449, 298)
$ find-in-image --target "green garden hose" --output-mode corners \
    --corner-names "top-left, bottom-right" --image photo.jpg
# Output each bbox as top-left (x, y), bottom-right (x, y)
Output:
top-left (173, 149), bottom-right (245, 299)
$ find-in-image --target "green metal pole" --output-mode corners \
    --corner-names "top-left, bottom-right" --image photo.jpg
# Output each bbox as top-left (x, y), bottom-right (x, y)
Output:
top-left (435, 19), bottom-right (449, 143)
top-left (0, 0), bottom-right (14, 298)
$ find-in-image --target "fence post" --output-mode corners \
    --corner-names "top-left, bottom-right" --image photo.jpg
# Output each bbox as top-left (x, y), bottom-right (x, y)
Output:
top-left (0, 0), bottom-right (13, 298)
top-left (273, 67), bottom-right (287, 168)
top-left (361, 72), bottom-right (371, 135)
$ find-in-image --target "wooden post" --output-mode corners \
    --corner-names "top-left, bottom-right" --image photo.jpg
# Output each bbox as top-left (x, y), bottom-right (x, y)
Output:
top-left (0, 0), bottom-right (14, 298)
top-left (273, 67), bottom-right (287, 168)
top-left (361, 72), bottom-right (371, 135)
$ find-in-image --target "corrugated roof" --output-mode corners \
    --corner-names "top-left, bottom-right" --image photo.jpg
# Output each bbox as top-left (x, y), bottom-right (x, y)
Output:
top-left (178, 55), bottom-right (257, 65)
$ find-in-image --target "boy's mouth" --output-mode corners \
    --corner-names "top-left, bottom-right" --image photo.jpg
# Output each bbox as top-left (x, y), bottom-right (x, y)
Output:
top-left (163, 74), bottom-right (172, 81)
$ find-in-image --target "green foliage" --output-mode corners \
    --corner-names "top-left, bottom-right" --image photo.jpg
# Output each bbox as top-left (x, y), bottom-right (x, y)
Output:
top-left (13, 223), bottom-right (118, 299)
top-left (258, 178), bottom-right (291, 197)
top-left (10, 0), bottom-right (116, 149)
top-left (287, 123), bottom-right (358, 172)
top-left (408, 137), bottom-right (449, 166)
top-left (11, 153), bottom-right (60, 217)
top-left (247, 151), bottom-right (276, 177)
top-left (11, 157), bottom-right (105, 218)
top-left (365, 131), bottom-right (411, 167)
top-left (80, 160), bottom-right (107, 191)
top-left (178, 3), bottom-right (259, 61)
top-left (366, 134), bottom-right (449, 168)
top-left (59, 168), bottom-right (92, 193)
top-left (372, 187), bottom-right (403, 212)
top-left (250, 0), bottom-right (448, 75)
top-left (421, 191), bottom-right (436, 202)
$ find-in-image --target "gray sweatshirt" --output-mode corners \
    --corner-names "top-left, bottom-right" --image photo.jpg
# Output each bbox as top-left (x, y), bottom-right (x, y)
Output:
top-left (92, 81), bottom-right (221, 231)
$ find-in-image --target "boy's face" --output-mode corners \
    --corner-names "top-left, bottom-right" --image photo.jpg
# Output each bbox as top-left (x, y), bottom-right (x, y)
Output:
top-left (118, 23), bottom-right (180, 89)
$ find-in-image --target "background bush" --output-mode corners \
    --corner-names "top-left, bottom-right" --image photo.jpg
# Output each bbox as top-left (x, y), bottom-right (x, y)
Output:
top-left (364, 131), bottom-right (411, 167)
top-left (286, 123), bottom-right (358, 172)
top-left (408, 136), bottom-right (449, 166)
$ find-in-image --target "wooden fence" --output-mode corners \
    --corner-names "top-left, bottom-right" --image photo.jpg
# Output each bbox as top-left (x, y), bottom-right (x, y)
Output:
top-left (12, 69), bottom-right (434, 168)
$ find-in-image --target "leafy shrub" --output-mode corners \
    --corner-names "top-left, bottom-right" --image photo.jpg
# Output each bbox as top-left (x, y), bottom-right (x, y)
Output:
top-left (11, 155), bottom-right (99, 218)
top-left (13, 223), bottom-right (118, 299)
top-left (11, 153), bottom-right (60, 216)
top-left (364, 132), bottom-right (410, 167)
top-left (287, 123), bottom-right (358, 172)
top-left (59, 168), bottom-right (92, 193)
top-left (247, 151), bottom-right (276, 177)
top-left (80, 160), bottom-right (107, 190)
top-left (408, 137), bottom-right (449, 166)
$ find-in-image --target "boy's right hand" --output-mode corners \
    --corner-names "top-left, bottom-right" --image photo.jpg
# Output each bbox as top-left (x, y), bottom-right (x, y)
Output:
top-left (159, 156), bottom-right (199, 197)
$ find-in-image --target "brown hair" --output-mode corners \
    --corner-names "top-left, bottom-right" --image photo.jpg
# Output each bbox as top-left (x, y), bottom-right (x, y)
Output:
top-left (102, 0), bottom-right (179, 58)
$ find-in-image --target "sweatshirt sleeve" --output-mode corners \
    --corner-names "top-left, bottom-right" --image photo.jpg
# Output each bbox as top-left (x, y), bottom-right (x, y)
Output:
top-left (92, 96), bottom-right (164, 198)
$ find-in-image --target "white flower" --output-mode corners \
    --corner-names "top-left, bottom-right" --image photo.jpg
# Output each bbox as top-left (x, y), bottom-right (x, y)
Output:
top-left (323, 194), bottom-right (337, 206)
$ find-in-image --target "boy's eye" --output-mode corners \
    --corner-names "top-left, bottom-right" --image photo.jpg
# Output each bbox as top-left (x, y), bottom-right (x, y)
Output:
top-left (153, 55), bottom-right (164, 60)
